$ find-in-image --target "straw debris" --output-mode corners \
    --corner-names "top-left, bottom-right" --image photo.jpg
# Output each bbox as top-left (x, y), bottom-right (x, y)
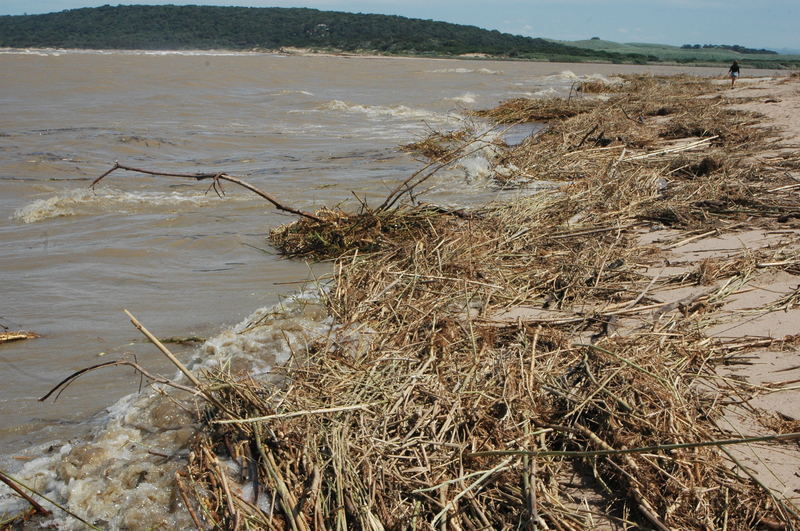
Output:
top-left (168, 74), bottom-right (800, 529)
top-left (25, 74), bottom-right (800, 529)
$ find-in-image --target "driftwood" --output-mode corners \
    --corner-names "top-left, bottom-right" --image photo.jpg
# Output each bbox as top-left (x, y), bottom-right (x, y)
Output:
top-left (0, 331), bottom-right (39, 344)
top-left (91, 162), bottom-right (323, 222)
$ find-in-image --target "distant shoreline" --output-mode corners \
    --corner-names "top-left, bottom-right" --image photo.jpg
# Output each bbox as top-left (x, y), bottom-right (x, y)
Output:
top-left (2, 46), bottom-right (794, 71)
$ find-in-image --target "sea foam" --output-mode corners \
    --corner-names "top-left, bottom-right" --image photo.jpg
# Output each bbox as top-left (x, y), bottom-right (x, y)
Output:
top-left (12, 188), bottom-right (251, 224)
top-left (321, 100), bottom-right (459, 124)
top-left (0, 291), bottom-right (332, 529)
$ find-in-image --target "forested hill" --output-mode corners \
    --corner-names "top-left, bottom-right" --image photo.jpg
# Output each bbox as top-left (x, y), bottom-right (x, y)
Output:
top-left (0, 5), bottom-right (648, 62)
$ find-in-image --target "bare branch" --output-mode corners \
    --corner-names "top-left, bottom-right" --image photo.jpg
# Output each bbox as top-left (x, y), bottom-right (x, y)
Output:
top-left (91, 162), bottom-right (322, 222)
top-left (39, 359), bottom-right (198, 402)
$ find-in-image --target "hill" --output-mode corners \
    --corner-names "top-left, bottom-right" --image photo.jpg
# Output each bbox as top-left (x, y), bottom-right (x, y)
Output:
top-left (0, 5), bottom-right (648, 62)
top-left (556, 38), bottom-right (800, 69)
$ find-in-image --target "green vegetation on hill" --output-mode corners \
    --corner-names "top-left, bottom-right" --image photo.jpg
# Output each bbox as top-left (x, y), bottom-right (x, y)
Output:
top-left (680, 43), bottom-right (777, 55)
top-left (0, 4), bottom-right (650, 62)
top-left (557, 39), bottom-right (800, 69)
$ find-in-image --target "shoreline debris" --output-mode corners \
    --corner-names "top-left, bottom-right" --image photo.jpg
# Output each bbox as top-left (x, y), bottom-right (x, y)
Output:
top-left (22, 73), bottom-right (800, 529)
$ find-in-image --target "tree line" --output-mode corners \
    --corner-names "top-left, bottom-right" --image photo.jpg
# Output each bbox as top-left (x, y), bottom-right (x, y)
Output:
top-left (0, 4), bottom-right (648, 62)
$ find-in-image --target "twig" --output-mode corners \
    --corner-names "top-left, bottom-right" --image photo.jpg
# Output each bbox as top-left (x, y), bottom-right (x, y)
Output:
top-left (39, 359), bottom-right (197, 402)
top-left (622, 136), bottom-right (718, 161)
top-left (175, 471), bottom-right (206, 530)
top-left (214, 402), bottom-right (380, 424)
top-left (91, 162), bottom-right (322, 221)
top-left (468, 431), bottom-right (800, 458)
top-left (124, 309), bottom-right (203, 388)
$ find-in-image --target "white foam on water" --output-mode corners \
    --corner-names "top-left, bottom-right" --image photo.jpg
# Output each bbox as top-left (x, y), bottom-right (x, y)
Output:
top-left (13, 187), bottom-right (253, 224)
top-left (444, 136), bottom-right (504, 183)
top-left (320, 100), bottom-right (460, 124)
top-left (444, 92), bottom-right (477, 105)
top-left (545, 70), bottom-right (579, 81)
top-left (0, 291), bottom-right (333, 529)
top-left (274, 89), bottom-right (314, 96)
top-left (428, 67), bottom-right (502, 75)
top-left (511, 88), bottom-right (561, 98)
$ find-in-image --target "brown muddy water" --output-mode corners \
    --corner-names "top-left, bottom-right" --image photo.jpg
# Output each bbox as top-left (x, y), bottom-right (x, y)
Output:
top-left (0, 49), bottom-right (768, 526)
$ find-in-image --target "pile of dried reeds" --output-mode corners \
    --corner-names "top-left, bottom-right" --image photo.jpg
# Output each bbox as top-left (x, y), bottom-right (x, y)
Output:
top-left (170, 74), bottom-right (800, 530)
top-left (268, 206), bottom-right (457, 259)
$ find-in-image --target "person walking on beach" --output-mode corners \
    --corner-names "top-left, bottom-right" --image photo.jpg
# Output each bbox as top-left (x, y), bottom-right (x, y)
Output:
top-left (728, 61), bottom-right (740, 88)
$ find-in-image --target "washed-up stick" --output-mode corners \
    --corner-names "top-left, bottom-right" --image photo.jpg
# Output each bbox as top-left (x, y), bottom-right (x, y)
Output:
top-left (91, 162), bottom-right (322, 221)
top-left (378, 124), bottom-right (511, 212)
top-left (0, 331), bottom-right (39, 344)
top-left (123, 309), bottom-right (202, 388)
top-left (39, 359), bottom-right (198, 402)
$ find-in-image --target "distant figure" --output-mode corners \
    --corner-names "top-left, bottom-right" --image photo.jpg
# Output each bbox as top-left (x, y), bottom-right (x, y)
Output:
top-left (728, 61), bottom-right (740, 87)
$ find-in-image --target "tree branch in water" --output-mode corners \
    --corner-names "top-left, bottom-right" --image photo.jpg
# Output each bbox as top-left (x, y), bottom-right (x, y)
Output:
top-left (91, 162), bottom-right (323, 222)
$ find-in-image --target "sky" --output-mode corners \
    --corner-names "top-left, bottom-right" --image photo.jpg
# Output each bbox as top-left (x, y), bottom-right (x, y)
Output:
top-left (1, 1), bottom-right (797, 51)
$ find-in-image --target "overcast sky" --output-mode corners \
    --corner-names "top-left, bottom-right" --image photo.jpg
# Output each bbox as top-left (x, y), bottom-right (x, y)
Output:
top-left (1, 1), bottom-right (797, 50)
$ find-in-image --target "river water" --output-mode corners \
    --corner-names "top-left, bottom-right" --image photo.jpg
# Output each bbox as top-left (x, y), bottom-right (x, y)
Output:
top-left (0, 49), bottom-right (760, 527)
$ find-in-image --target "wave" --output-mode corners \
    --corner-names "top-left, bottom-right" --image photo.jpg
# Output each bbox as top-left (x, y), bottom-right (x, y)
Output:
top-left (13, 187), bottom-right (253, 224)
top-left (320, 100), bottom-right (459, 124)
top-left (444, 92), bottom-right (477, 105)
top-left (273, 89), bottom-right (314, 96)
top-left (428, 67), bottom-right (502, 75)
top-left (0, 292), bottom-right (332, 529)
top-left (511, 88), bottom-right (561, 98)
top-left (544, 70), bottom-right (623, 85)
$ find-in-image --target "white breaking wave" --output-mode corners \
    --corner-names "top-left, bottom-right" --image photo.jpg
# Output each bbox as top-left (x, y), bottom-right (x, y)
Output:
top-left (544, 70), bottom-right (623, 86)
top-left (0, 291), bottom-right (333, 529)
top-left (444, 92), bottom-right (477, 105)
top-left (545, 70), bottom-right (580, 81)
top-left (321, 100), bottom-right (459, 124)
top-left (13, 188), bottom-right (252, 224)
top-left (274, 89), bottom-right (314, 96)
top-left (512, 88), bottom-right (561, 99)
top-left (428, 67), bottom-right (502, 75)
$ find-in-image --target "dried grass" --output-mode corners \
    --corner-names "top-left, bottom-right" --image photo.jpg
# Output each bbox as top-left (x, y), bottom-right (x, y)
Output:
top-left (171, 75), bottom-right (800, 529)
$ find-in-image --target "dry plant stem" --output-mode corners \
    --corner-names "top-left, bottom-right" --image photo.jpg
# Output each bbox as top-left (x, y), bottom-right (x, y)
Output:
top-left (123, 310), bottom-right (239, 417)
top-left (470, 431), bottom-right (800, 458)
top-left (39, 359), bottom-right (198, 402)
top-left (213, 402), bottom-right (381, 424)
top-left (253, 427), bottom-right (309, 531)
top-left (91, 162), bottom-right (322, 221)
top-left (123, 309), bottom-right (202, 387)
top-left (175, 471), bottom-right (205, 531)
top-left (378, 125), bottom-right (507, 211)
